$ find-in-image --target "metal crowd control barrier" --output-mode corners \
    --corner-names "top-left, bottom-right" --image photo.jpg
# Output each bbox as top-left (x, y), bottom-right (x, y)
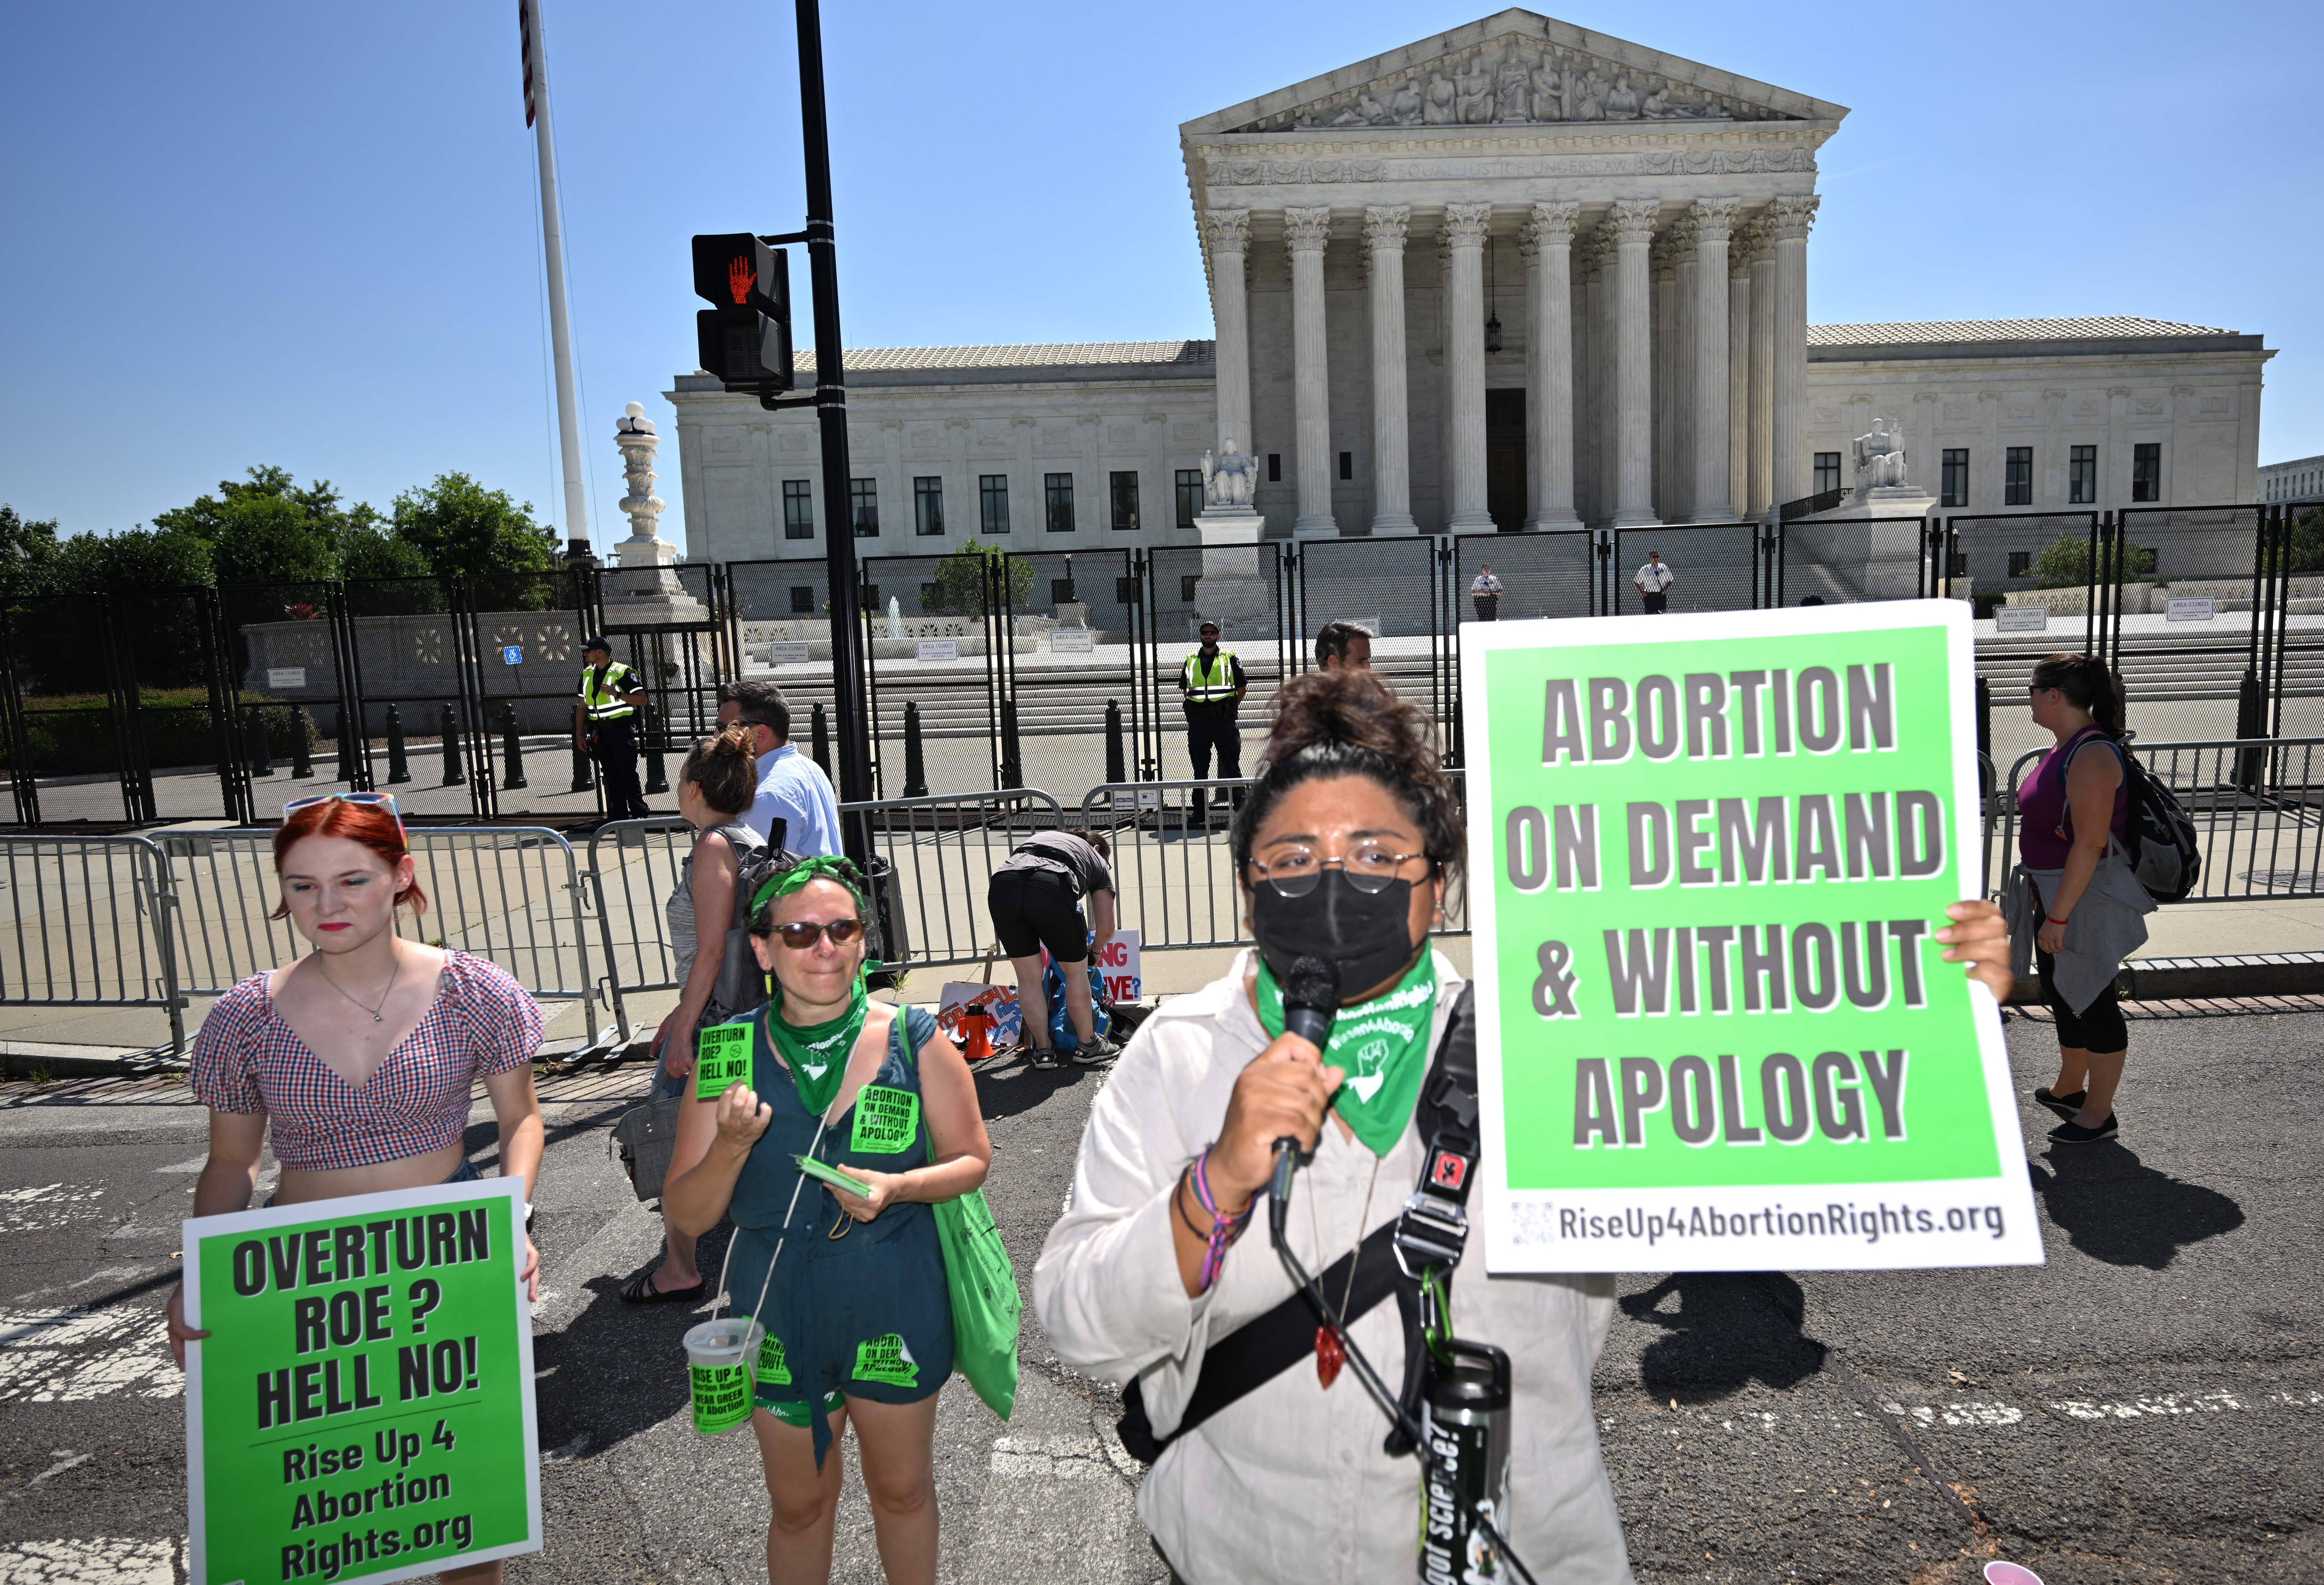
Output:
top-left (156, 826), bottom-right (612, 1047)
top-left (843, 790), bottom-right (1068, 970)
top-left (1076, 773), bottom-right (1471, 952)
top-left (1997, 737), bottom-right (2324, 903)
top-left (585, 816), bottom-right (697, 1043)
top-left (0, 834), bottom-right (184, 1055)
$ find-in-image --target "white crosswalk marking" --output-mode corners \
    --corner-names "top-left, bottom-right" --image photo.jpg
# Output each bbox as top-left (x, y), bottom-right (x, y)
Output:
top-left (0, 1307), bottom-right (180, 1403)
top-left (0, 1537), bottom-right (181, 1585)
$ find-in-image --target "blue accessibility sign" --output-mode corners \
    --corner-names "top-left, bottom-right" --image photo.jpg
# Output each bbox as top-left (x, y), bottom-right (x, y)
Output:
top-left (502, 645), bottom-right (524, 665)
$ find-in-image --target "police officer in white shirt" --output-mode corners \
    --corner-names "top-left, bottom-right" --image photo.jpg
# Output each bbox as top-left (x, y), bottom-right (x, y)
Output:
top-left (1633, 550), bottom-right (1675, 613)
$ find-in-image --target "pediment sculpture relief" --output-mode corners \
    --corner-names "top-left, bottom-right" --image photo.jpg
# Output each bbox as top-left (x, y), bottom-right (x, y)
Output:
top-left (1232, 36), bottom-right (1795, 133)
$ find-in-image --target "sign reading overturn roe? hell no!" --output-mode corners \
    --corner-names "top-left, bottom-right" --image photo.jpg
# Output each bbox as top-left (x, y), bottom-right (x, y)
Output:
top-left (1462, 601), bottom-right (2040, 1272)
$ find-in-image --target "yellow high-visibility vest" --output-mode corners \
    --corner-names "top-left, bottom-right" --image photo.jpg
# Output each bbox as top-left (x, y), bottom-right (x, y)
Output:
top-left (578, 660), bottom-right (640, 722)
top-left (1180, 650), bottom-right (1239, 705)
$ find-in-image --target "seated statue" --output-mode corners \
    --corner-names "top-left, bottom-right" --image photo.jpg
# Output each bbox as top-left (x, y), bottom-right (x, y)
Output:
top-left (1201, 439), bottom-right (1261, 509)
top-left (1852, 417), bottom-right (1910, 492)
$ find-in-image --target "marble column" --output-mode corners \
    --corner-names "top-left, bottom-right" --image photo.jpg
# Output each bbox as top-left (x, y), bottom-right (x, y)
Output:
top-left (1748, 218), bottom-right (1776, 520)
top-left (1201, 210), bottom-right (1255, 471)
top-left (1570, 251), bottom-right (1592, 526)
top-left (1607, 200), bottom-right (1660, 529)
top-left (1690, 198), bottom-right (1740, 523)
top-left (1671, 220), bottom-right (1698, 523)
top-left (1589, 234), bottom-right (1616, 527)
top-left (1441, 202), bottom-right (1494, 532)
top-left (1363, 206), bottom-right (1416, 534)
top-left (1651, 238), bottom-right (1676, 519)
top-left (1727, 247), bottom-right (1751, 520)
top-left (1523, 201), bottom-right (1582, 531)
top-left (1285, 206), bottom-right (1337, 537)
top-left (1768, 195), bottom-right (1819, 506)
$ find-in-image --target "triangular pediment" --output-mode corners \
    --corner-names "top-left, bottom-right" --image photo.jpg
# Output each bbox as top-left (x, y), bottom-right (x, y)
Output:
top-left (1181, 9), bottom-right (1846, 136)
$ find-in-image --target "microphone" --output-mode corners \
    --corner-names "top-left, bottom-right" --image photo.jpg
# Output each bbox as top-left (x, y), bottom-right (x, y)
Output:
top-left (1271, 956), bottom-right (1341, 1224)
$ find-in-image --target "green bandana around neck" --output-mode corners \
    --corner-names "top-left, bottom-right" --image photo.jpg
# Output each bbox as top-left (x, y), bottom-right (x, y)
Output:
top-left (1255, 949), bottom-right (1439, 1158)
top-left (762, 971), bottom-right (870, 1119)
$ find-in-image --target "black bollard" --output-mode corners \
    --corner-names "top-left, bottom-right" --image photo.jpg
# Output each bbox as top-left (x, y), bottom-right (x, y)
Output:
top-left (501, 703), bottom-right (528, 790)
top-left (289, 711), bottom-right (314, 780)
top-left (1974, 676), bottom-right (1991, 760)
top-left (385, 703), bottom-right (411, 785)
top-left (247, 706), bottom-right (275, 778)
top-left (643, 707), bottom-right (669, 795)
top-left (2235, 666), bottom-right (2265, 790)
top-left (811, 701), bottom-right (831, 777)
top-left (334, 706), bottom-right (357, 783)
top-left (1104, 699), bottom-right (1126, 785)
top-left (902, 701), bottom-right (929, 798)
top-left (999, 699), bottom-right (1023, 790)
top-left (440, 703), bottom-right (466, 786)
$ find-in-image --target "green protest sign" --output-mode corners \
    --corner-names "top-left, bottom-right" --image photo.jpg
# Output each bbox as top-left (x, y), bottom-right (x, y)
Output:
top-left (850, 1084), bottom-right (920, 1154)
top-left (696, 1022), bottom-right (753, 1099)
top-left (183, 1178), bottom-right (541, 1585)
top-left (1461, 602), bottom-right (2039, 1271)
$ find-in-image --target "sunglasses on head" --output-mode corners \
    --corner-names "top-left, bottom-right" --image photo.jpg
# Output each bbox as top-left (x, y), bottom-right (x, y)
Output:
top-left (769, 918), bottom-right (864, 950)
top-left (285, 791), bottom-right (406, 839)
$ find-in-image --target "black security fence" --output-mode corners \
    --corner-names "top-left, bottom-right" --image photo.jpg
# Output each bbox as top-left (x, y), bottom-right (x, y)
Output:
top-left (8, 505), bottom-right (2319, 825)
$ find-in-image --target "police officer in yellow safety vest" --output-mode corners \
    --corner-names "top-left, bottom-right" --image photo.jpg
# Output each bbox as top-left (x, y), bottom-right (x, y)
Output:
top-left (1179, 620), bottom-right (1248, 819)
top-left (573, 635), bottom-right (651, 821)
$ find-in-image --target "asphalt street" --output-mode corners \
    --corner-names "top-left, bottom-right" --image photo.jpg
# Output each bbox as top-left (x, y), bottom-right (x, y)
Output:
top-left (0, 1005), bottom-right (2316, 1585)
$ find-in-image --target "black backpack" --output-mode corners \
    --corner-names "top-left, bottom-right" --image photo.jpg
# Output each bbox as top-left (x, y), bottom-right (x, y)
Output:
top-left (2072, 736), bottom-right (2200, 904)
top-left (709, 822), bottom-right (804, 1017)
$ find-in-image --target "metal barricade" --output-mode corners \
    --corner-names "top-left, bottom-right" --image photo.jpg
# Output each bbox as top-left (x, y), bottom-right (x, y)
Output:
top-left (155, 826), bottom-right (609, 1042)
top-left (1077, 772), bottom-right (1470, 951)
top-left (0, 834), bottom-right (184, 1054)
top-left (1978, 751), bottom-right (2000, 898)
top-left (1996, 737), bottom-right (2324, 903)
top-left (585, 817), bottom-right (697, 1043)
top-left (843, 790), bottom-right (1068, 970)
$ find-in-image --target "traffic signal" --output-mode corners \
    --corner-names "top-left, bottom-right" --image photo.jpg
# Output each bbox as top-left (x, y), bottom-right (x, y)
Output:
top-left (691, 233), bottom-right (794, 392)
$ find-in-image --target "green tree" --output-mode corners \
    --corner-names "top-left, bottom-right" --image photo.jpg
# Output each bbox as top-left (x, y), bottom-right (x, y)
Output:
top-left (0, 505), bottom-right (62, 604)
top-left (2031, 530), bottom-right (2155, 589)
top-left (206, 493), bottom-right (340, 586)
top-left (390, 473), bottom-right (558, 578)
top-left (924, 538), bottom-right (1032, 615)
top-left (51, 526), bottom-right (214, 593)
top-left (2278, 507), bottom-right (2324, 578)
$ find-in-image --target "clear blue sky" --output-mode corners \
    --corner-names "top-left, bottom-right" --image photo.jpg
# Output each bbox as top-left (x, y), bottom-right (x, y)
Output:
top-left (3, 1), bottom-right (2316, 555)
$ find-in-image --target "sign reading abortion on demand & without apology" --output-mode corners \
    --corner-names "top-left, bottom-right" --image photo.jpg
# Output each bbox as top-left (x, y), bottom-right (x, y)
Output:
top-left (183, 1177), bottom-right (541, 1585)
top-left (1461, 601), bottom-right (2041, 1271)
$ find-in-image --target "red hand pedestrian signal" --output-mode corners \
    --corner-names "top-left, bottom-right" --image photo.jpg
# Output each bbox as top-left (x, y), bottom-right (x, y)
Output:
top-left (728, 255), bottom-right (755, 306)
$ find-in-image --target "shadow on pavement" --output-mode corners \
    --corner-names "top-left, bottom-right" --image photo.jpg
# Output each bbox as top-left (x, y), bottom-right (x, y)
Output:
top-left (1619, 1273), bottom-right (1830, 1403)
top-left (2028, 1142), bottom-right (2245, 1269)
top-left (967, 1051), bottom-right (1108, 1124)
top-left (532, 1221), bottom-right (736, 1457)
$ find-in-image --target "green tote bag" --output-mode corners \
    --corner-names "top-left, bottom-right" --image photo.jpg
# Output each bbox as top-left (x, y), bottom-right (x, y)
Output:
top-left (900, 1007), bottom-right (1020, 1420)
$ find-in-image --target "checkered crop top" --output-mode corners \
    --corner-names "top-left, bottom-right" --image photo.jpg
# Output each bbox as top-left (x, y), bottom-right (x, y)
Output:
top-left (190, 952), bottom-right (543, 1172)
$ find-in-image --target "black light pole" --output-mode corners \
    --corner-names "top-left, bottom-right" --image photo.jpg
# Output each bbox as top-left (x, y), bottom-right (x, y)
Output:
top-left (793, 0), bottom-right (874, 857)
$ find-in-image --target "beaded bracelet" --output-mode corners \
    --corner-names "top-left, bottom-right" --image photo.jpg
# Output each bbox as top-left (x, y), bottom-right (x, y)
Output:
top-left (1183, 1148), bottom-right (1255, 1292)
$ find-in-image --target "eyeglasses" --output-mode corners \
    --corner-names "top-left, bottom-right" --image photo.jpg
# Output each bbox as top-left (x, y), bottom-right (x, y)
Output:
top-left (769, 918), bottom-right (864, 950)
top-left (1246, 841), bottom-right (1425, 897)
top-left (285, 791), bottom-right (406, 839)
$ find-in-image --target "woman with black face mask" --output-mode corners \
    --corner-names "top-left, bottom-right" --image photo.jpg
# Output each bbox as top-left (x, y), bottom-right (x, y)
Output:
top-left (1033, 671), bottom-right (2012, 1585)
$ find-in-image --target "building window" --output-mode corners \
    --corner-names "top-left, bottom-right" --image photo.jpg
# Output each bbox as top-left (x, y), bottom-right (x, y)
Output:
top-left (1266, 453), bottom-right (1282, 482)
top-left (860, 582), bottom-right (879, 610)
top-left (1948, 550), bottom-right (1969, 578)
top-left (2005, 447), bottom-right (2033, 506)
top-left (979, 474), bottom-right (1010, 534)
top-left (782, 479), bottom-right (814, 541)
top-left (1813, 453), bottom-right (1842, 495)
top-left (2007, 551), bottom-right (2032, 578)
top-left (850, 478), bottom-right (878, 537)
top-left (2069, 445), bottom-right (2097, 505)
top-left (1044, 473), bottom-right (1075, 533)
top-left (1175, 468), bottom-right (1203, 530)
top-left (789, 585), bottom-right (814, 614)
top-left (1941, 449), bottom-right (1969, 509)
top-left (1110, 471), bottom-right (1140, 532)
top-left (1050, 576), bottom-right (1076, 605)
top-left (1338, 451), bottom-right (1353, 481)
top-left (914, 476), bottom-right (944, 536)
top-left (1181, 575), bottom-right (1200, 602)
top-left (2133, 443), bottom-right (2161, 503)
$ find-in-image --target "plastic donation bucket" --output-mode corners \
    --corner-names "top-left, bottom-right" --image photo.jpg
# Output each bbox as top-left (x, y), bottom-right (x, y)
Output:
top-left (684, 1316), bottom-right (765, 1435)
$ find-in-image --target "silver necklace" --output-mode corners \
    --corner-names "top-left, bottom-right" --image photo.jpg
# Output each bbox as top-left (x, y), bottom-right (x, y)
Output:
top-left (316, 954), bottom-right (399, 1023)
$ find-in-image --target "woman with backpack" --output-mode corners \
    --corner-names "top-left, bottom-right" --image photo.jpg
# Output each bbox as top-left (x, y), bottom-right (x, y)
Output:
top-left (622, 725), bottom-right (767, 1304)
top-left (2015, 653), bottom-right (2155, 1145)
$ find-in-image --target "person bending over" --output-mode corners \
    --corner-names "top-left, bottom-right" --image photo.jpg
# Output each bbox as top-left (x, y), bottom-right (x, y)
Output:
top-left (987, 827), bottom-right (1118, 1070)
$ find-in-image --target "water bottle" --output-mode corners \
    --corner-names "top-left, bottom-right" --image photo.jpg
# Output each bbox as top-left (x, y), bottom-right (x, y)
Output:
top-left (1417, 1340), bottom-right (1511, 1585)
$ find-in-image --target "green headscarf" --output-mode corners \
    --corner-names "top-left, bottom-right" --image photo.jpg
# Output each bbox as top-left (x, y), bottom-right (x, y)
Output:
top-left (753, 856), bottom-right (874, 1118)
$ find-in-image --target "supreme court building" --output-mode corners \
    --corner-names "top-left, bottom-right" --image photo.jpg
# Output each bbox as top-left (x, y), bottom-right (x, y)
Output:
top-left (670, 10), bottom-right (2271, 608)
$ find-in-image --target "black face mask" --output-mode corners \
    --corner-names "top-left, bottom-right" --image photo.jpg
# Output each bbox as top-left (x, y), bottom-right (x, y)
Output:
top-left (1250, 872), bottom-right (1420, 1001)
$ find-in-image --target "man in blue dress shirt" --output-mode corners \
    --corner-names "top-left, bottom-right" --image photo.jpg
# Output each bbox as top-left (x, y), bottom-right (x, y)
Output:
top-left (715, 679), bottom-right (842, 856)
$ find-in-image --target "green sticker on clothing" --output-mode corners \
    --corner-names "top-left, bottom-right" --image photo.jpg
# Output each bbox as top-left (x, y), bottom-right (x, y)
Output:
top-left (757, 1331), bottom-right (791, 1385)
top-left (850, 1084), bottom-right (920, 1154)
top-left (853, 1332), bottom-right (919, 1388)
top-left (696, 1023), bottom-right (752, 1099)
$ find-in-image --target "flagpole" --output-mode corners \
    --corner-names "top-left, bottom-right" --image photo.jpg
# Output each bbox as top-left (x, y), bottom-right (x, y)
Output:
top-left (521, 0), bottom-right (592, 560)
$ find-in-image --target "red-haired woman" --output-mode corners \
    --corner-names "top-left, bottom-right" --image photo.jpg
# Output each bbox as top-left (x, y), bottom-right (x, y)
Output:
top-left (165, 795), bottom-right (544, 1580)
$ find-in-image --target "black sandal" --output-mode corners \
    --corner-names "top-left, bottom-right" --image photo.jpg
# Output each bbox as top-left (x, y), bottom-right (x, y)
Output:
top-left (618, 1267), bottom-right (706, 1305)
top-left (2033, 1086), bottom-right (2086, 1117)
top-left (1028, 1044), bottom-right (1063, 1071)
